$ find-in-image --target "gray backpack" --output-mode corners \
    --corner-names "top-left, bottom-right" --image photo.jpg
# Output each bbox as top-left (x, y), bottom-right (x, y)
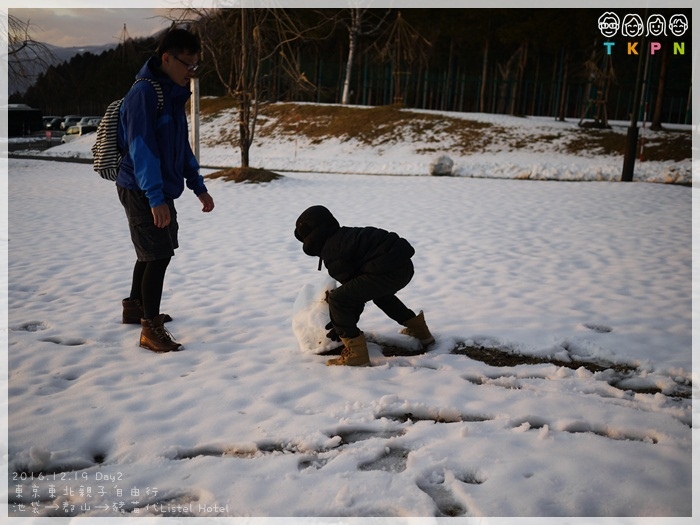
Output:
top-left (91, 78), bottom-right (163, 181)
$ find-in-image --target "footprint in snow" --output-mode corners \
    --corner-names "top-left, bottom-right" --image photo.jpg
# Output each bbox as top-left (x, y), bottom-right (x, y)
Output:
top-left (40, 336), bottom-right (86, 346)
top-left (358, 447), bottom-right (410, 473)
top-left (583, 323), bottom-right (613, 333)
top-left (416, 469), bottom-right (467, 517)
top-left (13, 321), bottom-right (49, 332)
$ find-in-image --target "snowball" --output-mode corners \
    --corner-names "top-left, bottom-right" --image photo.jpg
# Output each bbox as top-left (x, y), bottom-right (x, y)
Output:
top-left (292, 274), bottom-right (339, 354)
top-left (429, 155), bottom-right (454, 176)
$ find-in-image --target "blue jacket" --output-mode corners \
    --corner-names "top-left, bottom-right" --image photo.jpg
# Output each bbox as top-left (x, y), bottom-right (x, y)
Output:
top-left (116, 57), bottom-right (207, 208)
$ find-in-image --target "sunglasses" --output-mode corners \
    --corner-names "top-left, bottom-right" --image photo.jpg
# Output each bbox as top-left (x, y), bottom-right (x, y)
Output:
top-left (172, 54), bottom-right (200, 73)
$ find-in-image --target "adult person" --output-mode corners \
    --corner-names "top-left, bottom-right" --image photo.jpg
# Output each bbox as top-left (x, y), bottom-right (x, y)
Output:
top-left (117, 28), bottom-right (215, 353)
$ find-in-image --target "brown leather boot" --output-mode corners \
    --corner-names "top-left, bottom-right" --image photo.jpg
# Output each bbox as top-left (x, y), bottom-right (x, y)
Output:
top-left (122, 298), bottom-right (143, 324)
top-left (401, 310), bottom-right (435, 347)
top-left (140, 314), bottom-right (182, 353)
top-left (123, 298), bottom-right (172, 325)
top-left (327, 333), bottom-right (371, 367)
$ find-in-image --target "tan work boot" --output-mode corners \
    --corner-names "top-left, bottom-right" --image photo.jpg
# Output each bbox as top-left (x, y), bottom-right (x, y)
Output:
top-left (327, 333), bottom-right (371, 367)
top-left (401, 310), bottom-right (435, 347)
top-left (123, 298), bottom-right (172, 325)
top-left (140, 314), bottom-right (182, 353)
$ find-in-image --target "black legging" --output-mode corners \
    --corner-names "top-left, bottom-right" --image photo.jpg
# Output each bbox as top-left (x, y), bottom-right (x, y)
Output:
top-left (129, 258), bottom-right (171, 320)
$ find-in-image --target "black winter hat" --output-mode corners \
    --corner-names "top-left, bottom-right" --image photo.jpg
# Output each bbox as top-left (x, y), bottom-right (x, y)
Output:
top-left (294, 205), bottom-right (340, 257)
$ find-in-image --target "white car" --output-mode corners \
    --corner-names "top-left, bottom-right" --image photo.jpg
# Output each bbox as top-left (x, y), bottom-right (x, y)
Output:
top-left (61, 124), bottom-right (97, 144)
top-left (78, 116), bottom-right (102, 127)
top-left (61, 115), bottom-right (82, 130)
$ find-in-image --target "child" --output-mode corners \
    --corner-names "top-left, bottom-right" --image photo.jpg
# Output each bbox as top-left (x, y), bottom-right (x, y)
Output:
top-left (294, 205), bottom-right (434, 366)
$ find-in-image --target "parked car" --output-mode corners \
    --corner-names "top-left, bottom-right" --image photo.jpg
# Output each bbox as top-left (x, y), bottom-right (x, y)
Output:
top-left (43, 116), bottom-right (62, 129)
top-left (61, 124), bottom-right (97, 144)
top-left (78, 116), bottom-right (102, 127)
top-left (60, 115), bottom-right (82, 130)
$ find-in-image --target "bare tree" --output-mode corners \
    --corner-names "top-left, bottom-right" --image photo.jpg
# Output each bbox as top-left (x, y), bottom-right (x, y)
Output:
top-left (176, 8), bottom-right (320, 169)
top-left (372, 11), bottom-right (430, 106)
top-left (496, 46), bottom-right (525, 115)
top-left (5, 14), bottom-right (55, 93)
top-left (578, 49), bottom-right (615, 128)
top-left (338, 8), bottom-right (389, 105)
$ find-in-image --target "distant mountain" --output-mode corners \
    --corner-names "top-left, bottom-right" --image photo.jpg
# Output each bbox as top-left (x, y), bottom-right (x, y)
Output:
top-left (9, 42), bottom-right (117, 95)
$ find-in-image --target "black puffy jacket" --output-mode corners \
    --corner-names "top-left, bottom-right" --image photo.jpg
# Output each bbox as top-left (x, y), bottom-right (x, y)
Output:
top-left (294, 205), bottom-right (415, 283)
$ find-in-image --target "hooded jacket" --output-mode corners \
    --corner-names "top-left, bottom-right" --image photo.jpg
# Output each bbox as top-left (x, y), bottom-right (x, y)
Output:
top-left (294, 205), bottom-right (415, 284)
top-left (116, 57), bottom-right (207, 208)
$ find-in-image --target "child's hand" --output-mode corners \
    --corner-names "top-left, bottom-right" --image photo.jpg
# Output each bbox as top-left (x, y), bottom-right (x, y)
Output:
top-left (325, 322), bottom-right (340, 342)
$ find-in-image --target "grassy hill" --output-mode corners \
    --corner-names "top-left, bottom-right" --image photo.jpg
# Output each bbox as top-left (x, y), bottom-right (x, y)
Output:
top-left (199, 99), bottom-right (691, 164)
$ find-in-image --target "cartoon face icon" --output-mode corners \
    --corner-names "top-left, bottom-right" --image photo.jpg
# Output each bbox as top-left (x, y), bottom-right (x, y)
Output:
top-left (598, 12), bottom-right (620, 37)
top-left (646, 14), bottom-right (666, 36)
top-left (621, 14), bottom-right (644, 37)
top-left (669, 14), bottom-right (688, 37)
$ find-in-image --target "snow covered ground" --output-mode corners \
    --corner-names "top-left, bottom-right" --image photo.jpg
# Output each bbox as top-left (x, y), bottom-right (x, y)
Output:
top-left (34, 105), bottom-right (693, 185)
top-left (2, 106), bottom-right (695, 524)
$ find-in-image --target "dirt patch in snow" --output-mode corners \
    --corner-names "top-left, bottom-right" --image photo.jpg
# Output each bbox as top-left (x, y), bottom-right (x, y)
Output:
top-left (206, 166), bottom-right (283, 183)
